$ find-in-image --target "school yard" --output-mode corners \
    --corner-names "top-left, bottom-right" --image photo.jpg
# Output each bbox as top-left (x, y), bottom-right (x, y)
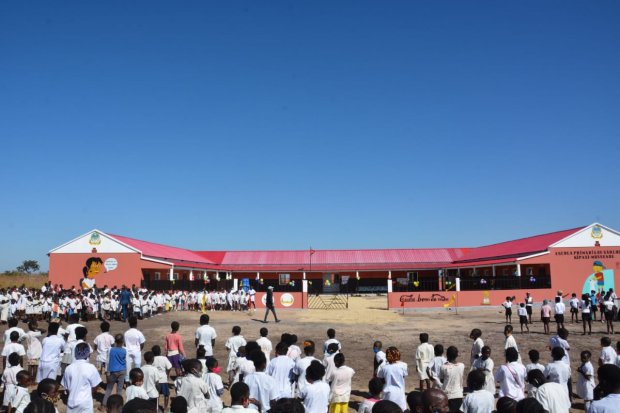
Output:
top-left (8, 295), bottom-right (605, 412)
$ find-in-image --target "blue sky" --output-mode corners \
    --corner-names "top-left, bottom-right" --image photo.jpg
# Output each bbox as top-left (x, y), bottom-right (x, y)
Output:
top-left (1, 1), bottom-right (619, 271)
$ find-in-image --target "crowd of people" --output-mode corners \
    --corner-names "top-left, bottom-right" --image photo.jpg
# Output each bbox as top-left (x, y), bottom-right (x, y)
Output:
top-left (0, 284), bottom-right (619, 413)
top-left (0, 284), bottom-right (259, 325)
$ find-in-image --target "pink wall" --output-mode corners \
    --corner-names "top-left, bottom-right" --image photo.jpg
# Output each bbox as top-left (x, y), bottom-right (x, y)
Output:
top-left (253, 292), bottom-right (306, 309)
top-left (388, 288), bottom-right (555, 309)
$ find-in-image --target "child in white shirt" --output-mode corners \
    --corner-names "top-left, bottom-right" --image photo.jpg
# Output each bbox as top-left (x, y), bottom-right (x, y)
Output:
top-left (2, 353), bottom-right (22, 408)
top-left (373, 341), bottom-right (387, 376)
top-left (2, 331), bottom-right (26, 368)
top-left (61, 342), bottom-right (102, 412)
top-left (225, 326), bottom-right (247, 385)
top-left (327, 353), bottom-right (355, 413)
top-left (460, 370), bottom-right (494, 413)
top-left (427, 344), bottom-right (446, 388)
top-left (204, 357), bottom-right (225, 412)
top-left (525, 349), bottom-right (545, 396)
top-left (472, 346), bottom-right (495, 395)
top-left (141, 352), bottom-right (161, 402)
top-left (576, 350), bottom-right (595, 411)
top-left (415, 333), bottom-right (434, 391)
top-left (126, 368), bottom-right (149, 402)
top-left (93, 321), bottom-right (114, 374)
top-left (152, 345), bottom-right (173, 411)
top-left (268, 342), bottom-right (296, 398)
top-left (174, 359), bottom-right (210, 413)
top-left (300, 360), bottom-right (331, 413)
top-left (357, 377), bottom-right (383, 413)
top-left (256, 327), bottom-right (273, 364)
top-left (8, 371), bottom-right (31, 413)
top-left (245, 351), bottom-right (278, 413)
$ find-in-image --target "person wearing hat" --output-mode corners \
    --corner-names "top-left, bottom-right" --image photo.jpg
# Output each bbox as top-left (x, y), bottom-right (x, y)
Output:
top-left (263, 286), bottom-right (280, 323)
top-left (590, 364), bottom-right (620, 413)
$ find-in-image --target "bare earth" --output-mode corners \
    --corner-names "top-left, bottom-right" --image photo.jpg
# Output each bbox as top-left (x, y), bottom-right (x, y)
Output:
top-left (9, 296), bottom-right (605, 412)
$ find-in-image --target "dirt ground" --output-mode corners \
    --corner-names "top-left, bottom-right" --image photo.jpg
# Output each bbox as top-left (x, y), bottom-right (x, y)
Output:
top-left (7, 295), bottom-right (609, 412)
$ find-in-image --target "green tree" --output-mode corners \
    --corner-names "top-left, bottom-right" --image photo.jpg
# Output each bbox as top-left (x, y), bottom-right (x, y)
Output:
top-left (16, 260), bottom-right (40, 274)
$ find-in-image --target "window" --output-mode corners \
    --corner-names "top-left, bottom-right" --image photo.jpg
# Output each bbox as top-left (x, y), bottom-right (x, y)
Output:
top-left (154, 272), bottom-right (161, 280)
top-left (173, 272), bottom-right (179, 280)
top-left (407, 272), bottom-right (419, 282)
top-left (279, 273), bottom-right (291, 285)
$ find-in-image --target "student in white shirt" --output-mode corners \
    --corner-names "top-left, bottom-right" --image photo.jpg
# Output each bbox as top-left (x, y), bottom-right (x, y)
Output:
top-left (554, 296), bottom-right (566, 330)
top-left (439, 346), bottom-right (465, 412)
top-left (126, 368), bottom-right (149, 402)
top-left (526, 369), bottom-right (571, 413)
top-left (222, 382), bottom-right (257, 413)
top-left (204, 357), bottom-right (225, 412)
top-left (256, 327), bottom-right (273, 364)
top-left (526, 349), bottom-right (545, 397)
top-left (544, 347), bottom-right (571, 398)
top-left (268, 342), bottom-right (296, 399)
top-left (577, 350), bottom-right (595, 411)
top-left (244, 350), bottom-right (278, 412)
top-left (300, 360), bottom-right (330, 413)
top-left (2, 331), bottom-right (26, 369)
top-left (152, 345), bottom-right (173, 411)
top-left (8, 371), bottom-right (31, 413)
top-left (327, 353), bottom-right (355, 413)
top-left (124, 316), bottom-right (146, 381)
top-left (377, 346), bottom-right (408, 411)
top-left (495, 347), bottom-right (526, 401)
top-left (569, 293), bottom-right (580, 323)
top-left (358, 377), bottom-right (384, 413)
top-left (93, 321), bottom-right (114, 374)
top-left (141, 352), bottom-right (160, 402)
top-left (373, 341), bottom-right (387, 376)
top-left (3, 318), bottom-right (26, 344)
top-left (416, 333), bottom-right (435, 391)
top-left (599, 337), bottom-right (617, 367)
top-left (195, 314), bottom-right (217, 357)
top-left (37, 323), bottom-right (66, 382)
top-left (472, 346), bottom-right (495, 395)
top-left (588, 364), bottom-right (620, 413)
top-left (225, 326), bottom-right (247, 385)
top-left (460, 370), bottom-right (494, 413)
top-left (294, 340), bottom-right (318, 397)
top-left (61, 342), bottom-right (102, 413)
top-left (2, 353), bottom-right (22, 408)
top-left (323, 328), bottom-right (341, 354)
top-left (427, 344), bottom-right (446, 388)
top-left (469, 329), bottom-right (484, 367)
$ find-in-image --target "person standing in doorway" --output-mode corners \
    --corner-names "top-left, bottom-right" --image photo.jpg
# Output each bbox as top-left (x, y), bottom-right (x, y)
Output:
top-left (263, 287), bottom-right (280, 323)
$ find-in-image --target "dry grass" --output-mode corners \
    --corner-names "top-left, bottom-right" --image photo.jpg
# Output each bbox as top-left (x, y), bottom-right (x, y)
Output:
top-left (0, 274), bottom-right (48, 289)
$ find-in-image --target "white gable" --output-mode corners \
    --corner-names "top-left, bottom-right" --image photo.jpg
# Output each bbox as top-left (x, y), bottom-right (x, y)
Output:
top-left (550, 223), bottom-right (620, 248)
top-left (49, 230), bottom-right (139, 254)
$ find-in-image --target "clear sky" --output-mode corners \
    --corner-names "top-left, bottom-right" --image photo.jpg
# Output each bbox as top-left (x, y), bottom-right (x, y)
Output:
top-left (1, 1), bottom-right (619, 272)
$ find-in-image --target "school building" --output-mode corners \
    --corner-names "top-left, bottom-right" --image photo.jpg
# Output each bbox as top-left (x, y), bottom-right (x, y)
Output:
top-left (48, 223), bottom-right (620, 309)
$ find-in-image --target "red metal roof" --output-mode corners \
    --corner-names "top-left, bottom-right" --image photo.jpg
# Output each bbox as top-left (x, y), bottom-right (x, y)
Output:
top-left (104, 226), bottom-right (583, 271)
top-left (197, 248), bottom-right (467, 267)
top-left (109, 234), bottom-right (216, 265)
top-left (455, 227), bottom-right (583, 263)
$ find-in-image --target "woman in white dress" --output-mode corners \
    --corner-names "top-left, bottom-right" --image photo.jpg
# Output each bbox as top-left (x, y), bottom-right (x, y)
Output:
top-left (377, 346), bottom-right (408, 411)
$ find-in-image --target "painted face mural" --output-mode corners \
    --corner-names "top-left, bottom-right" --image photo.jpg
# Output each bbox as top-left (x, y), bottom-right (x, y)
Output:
top-left (84, 257), bottom-right (103, 279)
top-left (582, 260), bottom-right (615, 296)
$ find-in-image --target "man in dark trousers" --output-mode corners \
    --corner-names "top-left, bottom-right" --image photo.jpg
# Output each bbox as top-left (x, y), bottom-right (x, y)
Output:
top-left (119, 286), bottom-right (131, 322)
top-left (263, 286), bottom-right (280, 323)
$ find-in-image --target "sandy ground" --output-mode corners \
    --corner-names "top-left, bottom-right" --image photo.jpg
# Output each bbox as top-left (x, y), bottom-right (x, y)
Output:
top-left (6, 295), bottom-right (609, 412)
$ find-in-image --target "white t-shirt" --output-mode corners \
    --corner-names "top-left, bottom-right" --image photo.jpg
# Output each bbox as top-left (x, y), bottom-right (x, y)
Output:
top-left (93, 332), bottom-right (114, 364)
top-left (2, 343), bottom-right (25, 358)
top-left (153, 355), bottom-right (172, 383)
top-left (40, 335), bottom-right (65, 364)
top-left (534, 382), bottom-right (571, 413)
top-left (440, 362), bottom-right (465, 400)
top-left (204, 371), bottom-right (225, 412)
top-left (256, 337), bottom-right (273, 363)
top-left (61, 359), bottom-right (102, 410)
top-left (195, 325), bottom-right (217, 356)
top-left (141, 364), bottom-right (160, 398)
top-left (3, 327), bottom-right (26, 344)
top-left (328, 365), bottom-right (355, 403)
top-left (377, 361), bottom-right (408, 411)
top-left (472, 357), bottom-right (495, 394)
top-left (294, 356), bottom-right (318, 394)
top-left (460, 389), bottom-right (495, 413)
top-left (267, 355), bottom-right (296, 398)
top-left (600, 347), bottom-right (617, 365)
top-left (470, 338), bottom-right (484, 365)
top-left (549, 336), bottom-right (571, 365)
top-left (126, 384), bottom-right (149, 401)
top-left (65, 324), bottom-right (83, 343)
top-left (495, 362), bottom-right (526, 401)
top-left (8, 386), bottom-right (29, 413)
top-left (124, 328), bottom-right (146, 353)
top-left (175, 375), bottom-right (209, 412)
top-left (544, 361), bottom-right (571, 387)
top-left (416, 342), bottom-right (435, 379)
top-left (323, 338), bottom-right (341, 354)
top-left (25, 331), bottom-right (42, 360)
top-left (301, 380), bottom-right (330, 413)
top-left (245, 371), bottom-right (278, 413)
